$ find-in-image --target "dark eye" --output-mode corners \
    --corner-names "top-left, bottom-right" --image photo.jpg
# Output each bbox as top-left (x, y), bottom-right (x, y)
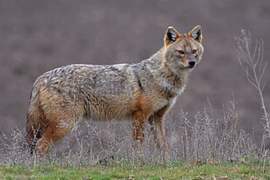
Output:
top-left (192, 49), bottom-right (197, 54)
top-left (178, 50), bottom-right (185, 55)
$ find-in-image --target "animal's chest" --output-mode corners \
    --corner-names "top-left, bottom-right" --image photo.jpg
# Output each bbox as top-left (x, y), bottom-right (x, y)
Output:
top-left (153, 96), bottom-right (177, 113)
top-left (151, 84), bottom-right (186, 113)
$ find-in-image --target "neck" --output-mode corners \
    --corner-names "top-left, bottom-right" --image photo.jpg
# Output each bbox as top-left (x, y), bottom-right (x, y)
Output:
top-left (146, 47), bottom-right (191, 96)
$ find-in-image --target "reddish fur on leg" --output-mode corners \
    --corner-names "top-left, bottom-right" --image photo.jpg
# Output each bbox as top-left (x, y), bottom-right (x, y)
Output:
top-left (35, 119), bottom-right (73, 158)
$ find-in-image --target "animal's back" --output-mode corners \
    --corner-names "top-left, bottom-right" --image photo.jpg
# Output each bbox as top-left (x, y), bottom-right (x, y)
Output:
top-left (29, 64), bottom-right (139, 123)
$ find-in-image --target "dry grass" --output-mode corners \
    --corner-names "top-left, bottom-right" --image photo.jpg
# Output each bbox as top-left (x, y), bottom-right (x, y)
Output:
top-left (0, 100), bottom-right (267, 167)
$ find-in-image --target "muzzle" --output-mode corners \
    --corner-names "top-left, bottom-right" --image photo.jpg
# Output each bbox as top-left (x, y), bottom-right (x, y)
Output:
top-left (188, 60), bottom-right (196, 68)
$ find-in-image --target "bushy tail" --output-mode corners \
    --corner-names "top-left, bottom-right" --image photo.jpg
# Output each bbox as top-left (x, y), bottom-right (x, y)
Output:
top-left (26, 87), bottom-right (47, 154)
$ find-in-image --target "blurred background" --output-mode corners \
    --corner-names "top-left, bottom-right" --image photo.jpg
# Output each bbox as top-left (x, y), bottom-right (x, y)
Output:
top-left (0, 0), bottom-right (270, 146)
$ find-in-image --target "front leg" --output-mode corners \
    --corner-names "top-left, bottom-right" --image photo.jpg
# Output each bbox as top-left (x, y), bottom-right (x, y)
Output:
top-left (149, 106), bottom-right (169, 161)
top-left (132, 110), bottom-right (149, 161)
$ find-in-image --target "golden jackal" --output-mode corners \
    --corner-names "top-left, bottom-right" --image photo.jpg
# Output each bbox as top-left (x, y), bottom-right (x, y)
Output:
top-left (26, 25), bottom-right (204, 160)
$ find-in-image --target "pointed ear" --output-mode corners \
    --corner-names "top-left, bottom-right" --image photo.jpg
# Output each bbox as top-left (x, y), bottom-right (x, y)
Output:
top-left (188, 25), bottom-right (203, 43)
top-left (164, 26), bottom-right (181, 46)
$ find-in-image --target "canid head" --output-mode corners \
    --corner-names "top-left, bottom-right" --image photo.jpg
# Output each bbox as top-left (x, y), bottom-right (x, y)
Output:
top-left (163, 25), bottom-right (204, 75)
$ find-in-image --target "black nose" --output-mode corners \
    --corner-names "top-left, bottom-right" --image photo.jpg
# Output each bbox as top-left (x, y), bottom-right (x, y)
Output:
top-left (188, 60), bottom-right (196, 68)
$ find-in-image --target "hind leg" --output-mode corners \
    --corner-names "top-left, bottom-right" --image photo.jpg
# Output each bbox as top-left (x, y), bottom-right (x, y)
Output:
top-left (35, 118), bottom-right (75, 158)
top-left (26, 123), bottom-right (47, 155)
